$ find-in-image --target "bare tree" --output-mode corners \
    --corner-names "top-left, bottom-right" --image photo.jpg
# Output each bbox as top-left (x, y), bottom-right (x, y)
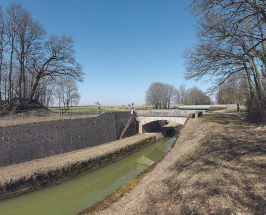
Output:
top-left (54, 84), bottom-right (63, 108)
top-left (13, 7), bottom-right (45, 101)
top-left (179, 84), bottom-right (186, 104)
top-left (57, 76), bottom-right (79, 108)
top-left (216, 75), bottom-right (247, 104)
top-left (42, 77), bottom-right (56, 107)
top-left (71, 92), bottom-right (81, 107)
top-left (6, 3), bottom-right (20, 109)
top-left (166, 84), bottom-right (176, 108)
top-left (145, 82), bottom-right (176, 109)
top-left (1, 66), bottom-right (8, 101)
top-left (28, 35), bottom-right (84, 102)
top-left (0, 6), bottom-right (6, 110)
top-left (184, 87), bottom-right (212, 105)
top-left (0, 3), bottom-right (84, 111)
top-left (175, 85), bottom-right (186, 104)
top-left (51, 76), bottom-right (80, 108)
top-left (65, 77), bottom-right (79, 108)
top-left (145, 82), bottom-right (163, 109)
top-left (185, 0), bottom-right (266, 120)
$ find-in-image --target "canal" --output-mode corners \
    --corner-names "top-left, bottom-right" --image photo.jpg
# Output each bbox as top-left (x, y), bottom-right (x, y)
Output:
top-left (0, 135), bottom-right (176, 215)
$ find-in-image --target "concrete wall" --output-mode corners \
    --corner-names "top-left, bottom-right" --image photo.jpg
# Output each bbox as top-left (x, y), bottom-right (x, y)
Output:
top-left (134, 109), bottom-right (197, 117)
top-left (0, 112), bottom-right (136, 167)
top-left (113, 112), bottom-right (137, 139)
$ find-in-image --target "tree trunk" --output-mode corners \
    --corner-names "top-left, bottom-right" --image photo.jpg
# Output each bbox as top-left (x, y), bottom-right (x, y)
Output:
top-left (18, 59), bottom-right (23, 103)
top-left (242, 59), bottom-right (255, 101)
top-left (4, 80), bottom-right (7, 100)
top-left (28, 75), bottom-right (41, 102)
top-left (22, 48), bottom-right (26, 99)
top-left (8, 39), bottom-right (14, 110)
top-left (250, 56), bottom-right (264, 110)
top-left (0, 50), bottom-right (2, 111)
top-left (0, 30), bottom-right (4, 111)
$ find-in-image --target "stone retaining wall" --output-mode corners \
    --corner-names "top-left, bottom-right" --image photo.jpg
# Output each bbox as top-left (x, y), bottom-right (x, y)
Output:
top-left (0, 112), bottom-right (136, 167)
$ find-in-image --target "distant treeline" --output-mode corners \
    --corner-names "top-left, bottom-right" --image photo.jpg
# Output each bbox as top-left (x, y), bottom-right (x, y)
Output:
top-left (145, 82), bottom-right (212, 109)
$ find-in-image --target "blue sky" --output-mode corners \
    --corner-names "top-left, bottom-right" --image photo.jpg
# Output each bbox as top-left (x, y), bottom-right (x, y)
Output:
top-left (1, 0), bottom-right (211, 106)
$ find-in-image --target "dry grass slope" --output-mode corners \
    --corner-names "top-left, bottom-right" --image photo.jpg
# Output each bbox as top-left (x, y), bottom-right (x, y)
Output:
top-left (0, 114), bottom-right (97, 127)
top-left (96, 115), bottom-right (266, 215)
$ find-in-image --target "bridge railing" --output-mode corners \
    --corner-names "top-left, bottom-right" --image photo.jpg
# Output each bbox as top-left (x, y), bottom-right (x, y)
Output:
top-left (134, 109), bottom-right (198, 117)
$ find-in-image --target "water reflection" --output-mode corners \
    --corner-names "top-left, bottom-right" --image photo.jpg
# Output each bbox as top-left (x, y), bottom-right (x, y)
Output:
top-left (0, 136), bottom-right (175, 215)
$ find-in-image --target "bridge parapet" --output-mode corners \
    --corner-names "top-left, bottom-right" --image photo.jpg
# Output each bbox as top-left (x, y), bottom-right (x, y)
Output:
top-left (134, 109), bottom-right (197, 117)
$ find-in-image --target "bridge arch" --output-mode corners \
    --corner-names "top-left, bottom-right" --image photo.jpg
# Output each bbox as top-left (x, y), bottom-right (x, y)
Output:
top-left (137, 116), bottom-right (187, 133)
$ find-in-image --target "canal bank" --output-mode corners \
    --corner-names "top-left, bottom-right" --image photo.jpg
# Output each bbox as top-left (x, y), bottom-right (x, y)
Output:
top-left (79, 130), bottom-right (182, 215)
top-left (0, 134), bottom-right (179, 215)
top-left (0, 132), bottom-right (166, 200)
top-left (91, 115), bottom-right (266, 215)
top-left (0, 120), bottom-right (182, 201)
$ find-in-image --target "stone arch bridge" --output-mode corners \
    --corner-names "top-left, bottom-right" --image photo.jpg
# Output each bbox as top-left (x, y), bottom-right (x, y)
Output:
top-left (134, 109), bottom-right (202, 133)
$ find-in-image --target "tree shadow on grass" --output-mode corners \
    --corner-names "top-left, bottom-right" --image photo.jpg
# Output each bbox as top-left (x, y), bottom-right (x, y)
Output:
top-left (142, 115), bottom-right (266, 214)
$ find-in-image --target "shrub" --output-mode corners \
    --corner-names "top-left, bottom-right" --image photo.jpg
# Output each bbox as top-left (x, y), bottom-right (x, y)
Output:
top-left (246, 99), bottom-right (266, 123)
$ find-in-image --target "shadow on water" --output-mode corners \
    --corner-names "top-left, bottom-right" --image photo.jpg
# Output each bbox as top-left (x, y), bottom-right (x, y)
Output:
top-left (142, 120), bottom-right (180, 137)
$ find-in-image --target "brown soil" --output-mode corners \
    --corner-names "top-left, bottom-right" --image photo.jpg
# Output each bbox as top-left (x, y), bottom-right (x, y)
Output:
top-left (88, 114), bottom-right (266, 215)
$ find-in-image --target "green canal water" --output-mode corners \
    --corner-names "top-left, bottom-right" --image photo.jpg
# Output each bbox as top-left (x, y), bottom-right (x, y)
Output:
top-left (0, 136), bottom-right (176, 215)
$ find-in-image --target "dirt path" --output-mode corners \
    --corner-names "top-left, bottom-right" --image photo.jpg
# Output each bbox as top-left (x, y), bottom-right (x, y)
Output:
top-left (93, 114), bottom-right (266, 215)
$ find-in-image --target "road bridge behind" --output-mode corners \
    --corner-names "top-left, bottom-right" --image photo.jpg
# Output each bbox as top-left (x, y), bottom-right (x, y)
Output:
top-left (134, 110), bottom-right (201, 133)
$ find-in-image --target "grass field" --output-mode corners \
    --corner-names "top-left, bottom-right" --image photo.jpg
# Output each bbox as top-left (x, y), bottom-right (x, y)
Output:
top-left (49, 105), bottom-right (152, 112)
top-left (213, 107), bottom-right (247, 113)
top-left (176, 104), bottom-right (228, 109)
top-left (49, 106), bottom-right (101, 112)
top-left (49, 104), bottom-right (245, 113)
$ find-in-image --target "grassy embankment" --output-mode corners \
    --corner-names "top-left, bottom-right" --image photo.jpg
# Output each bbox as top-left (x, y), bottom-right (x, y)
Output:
top-left (0, 133), bottom-right (163, 199)
top-left (84, 114), bottom-right (266, 215)
top-left (213, 107), bottom-right (247, 113)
